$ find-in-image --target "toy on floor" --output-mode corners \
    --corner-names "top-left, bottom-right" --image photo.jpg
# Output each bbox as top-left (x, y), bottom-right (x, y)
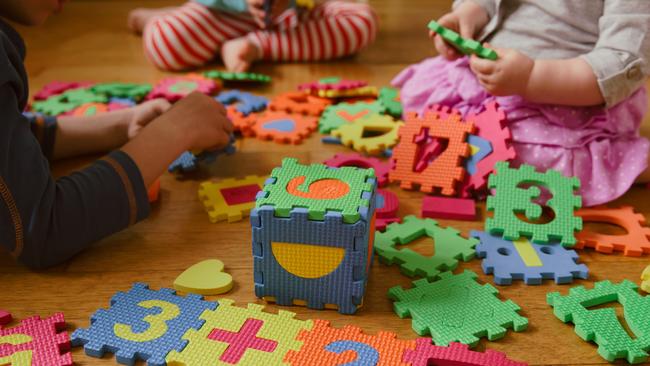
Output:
top-left (299, 77), bottom-right (367, 94)
top-left (169, 137), bottom-right (236, 174)
top-left (472, 231), bottom-right (588, 285)
top-left (324, 153), bottom-right (392, 187)
top-left (422, 196), bottom-right (477, 221)
top-left (227, 106), bottom-right (257, 136)
top-left (486, 162), bottom-right (582, 246)
top-left (389, 270), bottom-right (528, 347)
top-left (403, 338), bottom-right (528, 366)
top-left (252, 158), bottom-right (377, 314)
top-left (148, 178), bottom-right (161, 203)
top-left (90, 83), bottom-right (153, 101)
top-left (574, 206), bottom-right (650, 256)
top-left (72, 283), bottom-right (217, 366)
top-left (198, 175), bottom-right (267, 223)
top-left (375, 189), bottom-right (401, 231)
top-left (0, 312), bottom-right (72, 366)
top-left (375, 216), bottom-right (477, 280)
top-left (378, 87), bottom-right (403, 118)
top-left (203, 70), bottom-right (272, 84)
top-left (251, 111), bottom-right (318, 144)
top-left (284, 319), bottom-right (415, 366)
top-left (146, 74), bottom-right (219, 102)
top-left (216, 90), bottom-right (268, 115)
top-left (32, 88), bottom-right (108, 116)
top-left (428, 20), bottom-right (498, 60)
top-left (166, 299), bottom-right (310, 365)
top-left (269, 92), bottom-right (332, 116)
top-left (0, 310), bottom-right (11, 325)
top-left (548, 280), bottom-right (650, 364)
top-left (331, 114), bottom-right (404, 155)
top-left (319, 101), bottom-right (385, 134)
top-left (33, 81), bottom-right (94, 100)
top-left (642, 266), bottom-right (650, 293)
top-left (390, 109), bottom-right (474, 195)
top-left (317, 85), bottom-right (379, 99)
top-left (173, 259), bottom-right (234, 296)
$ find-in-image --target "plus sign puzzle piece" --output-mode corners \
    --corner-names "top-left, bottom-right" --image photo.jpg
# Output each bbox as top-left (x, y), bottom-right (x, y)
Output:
top-left (548, 280), bottom-right (650, 364)
top-left (147, 74), bottom-right (219, 102)
top-left (574, 206), bottom-right (650, 256)
top-left (378, 87), bottom-right (403, 118)
top-left (166, 299), bottom-right (310, 365)
top-left (428, 20), bottom-right (498, 60)
top-left (251, 111), bottom-right (318, 144)
top-left (403, 338), bottom-right (528, 366)
top-left (284, 319), bottom-right (415, 366)
top-left (389, 270), bottom-right (528, 347)
top-left (375, 216), bottom-right (478, 281)
top-left (216, 90), bottom-right (269, 115)
top-left (71, 283), bottom-right (217, 366)
top-left (0, 312), bottom-right (72, 366)
top-left (331, 114), bottom-right (404, 155)
top-left (324, 153), bottom-right (392, 187)
top-left (198, 175), bottom-right (267, 223)
top-left (472, 231), bottom-right (588, 285)
top-left (486, 162), bottom-right (582, 246)
top-left (33, 88), bottom-right (108, 116)
top-left (319, 101), bottom-right (385, 134)
top-left (91, 83), bottom-right (153, 101)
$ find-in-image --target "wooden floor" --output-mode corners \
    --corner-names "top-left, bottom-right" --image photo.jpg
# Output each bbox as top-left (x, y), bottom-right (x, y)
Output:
top-left (2, 1), bottom-right (650, 365)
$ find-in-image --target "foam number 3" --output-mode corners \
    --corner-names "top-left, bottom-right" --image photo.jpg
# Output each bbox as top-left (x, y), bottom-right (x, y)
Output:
top-left (325, 340), bottom-right (380, 366)
top-left (0, 334), bottom-right (33, 366)
top-left (114, 300), bottom-right (180, 342)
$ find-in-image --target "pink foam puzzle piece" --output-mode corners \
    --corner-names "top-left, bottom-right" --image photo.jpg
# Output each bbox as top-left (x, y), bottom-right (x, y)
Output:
top-left (0, 313), bottom-right (72, 366)
top-left (33, 81), bottom-right (94, 101)
top-left (422, 196), bottom-right (477, 221)
top-left (0, 310), bottom-right (11, 325)
top-left (403, 338), bottom-right (527, 366)
top-left (221, 184), bottom-right (263, 206)
top-left (208, 318), bottom-right (278, 364)
top-left (376, 189), bottom-right (401, 231)
top-left (324, 153), bottom-right (392, 187)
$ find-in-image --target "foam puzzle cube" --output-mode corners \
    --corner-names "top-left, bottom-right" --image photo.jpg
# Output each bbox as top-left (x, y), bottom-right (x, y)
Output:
top-left (251, 158), bottom-right (377, 314)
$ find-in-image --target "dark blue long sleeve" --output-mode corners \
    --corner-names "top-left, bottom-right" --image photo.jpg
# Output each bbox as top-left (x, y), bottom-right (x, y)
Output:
top-left (0, 20), bottom-right (150, 269)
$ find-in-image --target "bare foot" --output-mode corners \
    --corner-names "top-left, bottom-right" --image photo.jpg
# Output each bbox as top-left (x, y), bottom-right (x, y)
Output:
top-left (128, 7), bottom-right (178, 34)
top-left (221, 37), bottom-right (262, 72)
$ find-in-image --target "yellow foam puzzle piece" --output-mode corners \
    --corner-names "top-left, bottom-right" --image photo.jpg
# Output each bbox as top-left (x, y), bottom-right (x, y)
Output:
top-left (513, 238), bottom-right (543, 267)
top-left (642, 265), bottom-right (650, 293)
top-left (198, 175), bottom-right (268, 223)
top-left (173, 259), bottom-right (234, 296)
top-left (271, 242), bottom-right (345, 279)
top-left (316, 86), bottom-right (378, 99)
top-left (331, 114), bottom-right (404, 155)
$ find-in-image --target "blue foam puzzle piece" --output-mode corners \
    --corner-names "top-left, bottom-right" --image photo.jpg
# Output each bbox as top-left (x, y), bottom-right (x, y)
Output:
top-left (251, 178), bottom-right (376, 315)
top-left (168, 135), bottom-right (237, 173)
top-left (109, 97), bottom-right (137, 107)
top-left (216, 90), bottom-right (268, 116)
top-left (472, 230), bottom-right (589, 285)
top-left (465, 135), bottom-right (492, 175)
top-left (71, 283), bottom-right (217, 366)
top-left (262, 119), bottom-right (295, 132)
top-left (321, 136), bottom-right (343, 145)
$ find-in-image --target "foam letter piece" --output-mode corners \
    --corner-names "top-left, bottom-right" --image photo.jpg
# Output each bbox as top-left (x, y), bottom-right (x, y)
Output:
top-left (422, 196), bottom-right (477, 221)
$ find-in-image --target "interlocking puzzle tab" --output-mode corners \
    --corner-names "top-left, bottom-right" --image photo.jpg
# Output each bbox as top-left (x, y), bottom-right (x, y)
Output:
top-left (473, 231), bottom-right (588, 285)
top-left (331, 114), bottom-right (404, 156)
top-left (486, 162), bottom-right (582, 246)
top-left (251, 158), bottom-right (377, 314)
top-left (167, 299), bottom-right (310, 365)
top-left (198, 175), bottom-right (267, 223)
top-left (378, 87), bottom-right (403, 118)
top-left (428, 20), bottom-right (498, 60)
top-left (375, 216), bottom-right (477, 281)
top-left (403, 338), bottom-right (528, 366)
top-left (284, 319), bottom-right (415, 365)
top-left (71, 283), bottom-right (217, 366)
top-left (0, 312), bottom-right (72, 366)
top-left (547, 280), bottom-right (650, 364)
top-left (389, 270), bottom-right (528, 347)
top-left (575, 206), bottom-right (650, 256)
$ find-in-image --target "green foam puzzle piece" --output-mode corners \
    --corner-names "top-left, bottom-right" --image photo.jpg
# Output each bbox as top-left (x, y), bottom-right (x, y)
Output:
top-left (388, 270), bottom-right (528, 347)
top-left (428, 20), bottom-right (498, 60)
top-left (547, 280), bottom-right (650, 364)
top-left (255, 158), bottom-right (375, 224)
top-left (319, 101), bottom-right (385, 134)
top-left (378, 87), bottom-right (403, 118)
top-left (32, 88), bottom-right (108, 116)
top-left (485, 162), bottom-right (582, 246)
top-left (375, 216), bottom-right (478, 280)
top-left (91, 83), bottom-right (152, 100)
top-left (203, 70), bottom-right (271, 83)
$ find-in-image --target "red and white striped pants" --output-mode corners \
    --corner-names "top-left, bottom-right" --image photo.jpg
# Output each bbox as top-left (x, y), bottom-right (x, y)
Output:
top-left (143, 1), bottom-right (378, 71)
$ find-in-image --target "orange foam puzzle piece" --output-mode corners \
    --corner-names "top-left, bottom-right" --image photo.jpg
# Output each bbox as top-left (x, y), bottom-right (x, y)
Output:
top-left (251, 111), bottom-right (318, 144)
top-left (390, 110), bottom-right (474, 195)
top-left (268, 92), bottom-right (332, 116)
top-left (575, 206), bottom-right (650, 256)
top-left (227, 106), bottom-right (256, 137)
top-left (284, 319), bottom-right (415, 366)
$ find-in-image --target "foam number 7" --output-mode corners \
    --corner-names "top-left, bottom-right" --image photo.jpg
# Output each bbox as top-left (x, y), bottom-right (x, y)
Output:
top-left (114, 300), bottom-right (180, 342)
top-left (325, 340), bottom-right (380, 366)
top-left (0, 334), bottom-right (33, 366)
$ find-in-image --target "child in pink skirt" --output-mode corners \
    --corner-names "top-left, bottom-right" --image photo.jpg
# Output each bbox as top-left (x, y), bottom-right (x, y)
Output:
top-left (129, 0), bottom-right (377, 72)
top-left (393, 0), bottom-right (650, 206)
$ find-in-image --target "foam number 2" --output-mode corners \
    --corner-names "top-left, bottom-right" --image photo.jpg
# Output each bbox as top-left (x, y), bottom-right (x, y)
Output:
top-left (325, 340), bottom-right (380, 366)
top-left (114, 300), bottom-right (180, 342)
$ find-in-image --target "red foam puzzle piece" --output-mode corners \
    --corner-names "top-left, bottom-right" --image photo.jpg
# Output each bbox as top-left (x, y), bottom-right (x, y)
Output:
top-left (421, 196), bottom-right (477, 221)
top-left (0, 311), bottom-right (11, 326)
top-left (148, 178), bottom-right (161, 203)
top-left (221, 184), bottom-right (263, 205)
top-left (403, 338), bottom-right (527, 366)
top-left (324, 153), bottom-right (392, 187)
top-left (376, 189), bottom-right (401, 231)
top-left (0, 313), bottom-right (72, 366)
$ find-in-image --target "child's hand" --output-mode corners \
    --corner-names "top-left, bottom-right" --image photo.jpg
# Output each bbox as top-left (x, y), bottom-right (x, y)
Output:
top-left (247, 0), bottom-right (291, 28)
top-left (430, 2), bottom-right (490, 60)
top-left (469, 46), bottom-right (534, 97)
top-left (125, 99), bottom-right (172, 139)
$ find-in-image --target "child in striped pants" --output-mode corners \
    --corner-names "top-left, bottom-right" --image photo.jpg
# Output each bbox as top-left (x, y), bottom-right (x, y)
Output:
top-left (128, 0), bottom-right (377, 72)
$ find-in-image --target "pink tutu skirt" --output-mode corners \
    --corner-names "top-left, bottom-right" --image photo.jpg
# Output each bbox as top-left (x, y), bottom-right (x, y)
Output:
top-left (392, 56), bottom-right (649, 206)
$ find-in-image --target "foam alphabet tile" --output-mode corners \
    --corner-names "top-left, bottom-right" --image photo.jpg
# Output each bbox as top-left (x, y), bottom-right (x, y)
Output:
top-left (198, 175), bottom-right (267, 223)
top-left (269, 92), bottom-right (333, 116)
top-left (166, 299), bottom-right (310, 365)
top-left (375, 189), bottom-right (401, 232)
top-left (0, 312), bottom-right (72, 366)
top-left (427, 20), bottom-right (498, 60)
top-left (548, 280), bottom-right (650, 364)
top-left (486, 162), bottom-right (583, 246)
top-left (389, 270), bottom-right (528, 347)
top-left (403, 338), bottom-right (528, 366)
top-left (324, 153), bottom-right (392, 187)
top-left (284, 319), bottom-right (415, 366)
top-left (147, 74), bottom-right (219, 102)
top-left (251, 112), bottom-right (318, 144)
top-left (319, 102), bottom-right (385, 134)
top-left (216, 90), bottom-right (269, 115)
top-left (375, 216), bottom-right (477, 281)
top-left (71, 283), bottom-right (217, 366)
top-left (472, 231), bottom-right (588, 285)
top-left (574, 206), bottom-right (650, 256)
top-left (464, 135), bottom-right (493, 176)
top-left (331, 114), bottom-right (404, 156)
